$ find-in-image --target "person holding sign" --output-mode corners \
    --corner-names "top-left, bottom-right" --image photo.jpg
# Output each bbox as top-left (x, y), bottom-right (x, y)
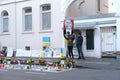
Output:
top-left (64, 32), bottom-right (75, 59)
top-left (63, 19), bottom-right (74, 59)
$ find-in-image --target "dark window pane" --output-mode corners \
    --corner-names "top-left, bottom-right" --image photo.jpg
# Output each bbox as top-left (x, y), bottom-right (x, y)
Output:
top-left (86, 29), bottom-right (94, 50)
top-left (42, 5), bottom-right (51, 11)
top-left (3, 12), bottom-right (8, 16)
top-left (98, 0), bottom-right (101, 11)
top-left (25, 46), bottom-right (30, 50)
top-left (25, 8), bottom-right (32, 13)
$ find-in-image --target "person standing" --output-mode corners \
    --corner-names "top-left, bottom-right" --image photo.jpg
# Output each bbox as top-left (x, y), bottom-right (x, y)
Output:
top-left (64, 32), bottom-right (75, 59)
top-left (76, 32), bottom-right (85, 59)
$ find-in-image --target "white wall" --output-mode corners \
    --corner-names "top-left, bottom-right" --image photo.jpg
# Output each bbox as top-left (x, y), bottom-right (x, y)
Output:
top-left (80, 28), bottom-right (101, 58)
top-left (0, 3), bottom-right (16, 49)
top-left (0, 0), bottom-right (63, 50)
top-left (94, 27), bottom-right (101, 58)
top-left (112, 0), bottom-right (120, 52)
top-left (15, 0), bottom-right (62, 50)
top-left (116, 18), bottom-right (120, 52)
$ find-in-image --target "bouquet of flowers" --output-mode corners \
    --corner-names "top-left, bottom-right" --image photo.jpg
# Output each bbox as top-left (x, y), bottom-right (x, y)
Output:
top-left (6, 58), bottom-right (11, 61)
top-left (53, 60), bottom-right (60, 66)
top-left (60, 55), bottom-right (66, 60)
top-left (65, 59), bottom-right (76, 68)
top-left (27, 59), bottom-right (34, 68)
top-left (38, 57), bottom-right (47, 65)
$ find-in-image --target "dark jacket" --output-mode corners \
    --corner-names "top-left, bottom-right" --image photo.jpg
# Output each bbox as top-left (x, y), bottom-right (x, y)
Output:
top-left (76, 35), bottom-right (83, 47)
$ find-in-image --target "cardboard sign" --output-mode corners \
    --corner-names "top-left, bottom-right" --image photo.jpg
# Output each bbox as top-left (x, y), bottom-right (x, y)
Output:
top-left (31, 50), bottom-right (41, 57)
top-left (16, 49), bottom-right (24, 57)
top-left (7, 48), bottom-right (13, 57)
top-left (73, 48), bottom-right (78, 58)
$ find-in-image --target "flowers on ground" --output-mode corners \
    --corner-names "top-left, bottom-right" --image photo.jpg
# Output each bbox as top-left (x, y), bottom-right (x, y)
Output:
top-left (27, 59), bottom-right (34, 65)
top-left (5, 58), bottom-right (11, 61)
top-left (60, 55), bottom-right (66, 60)
top-left (38, 57), bottom-right (47, 65)
top-left (65, 59), bottom-right (76, 68)
top-left (11, 59), bottom-right (18, 64)
top-left (53, 60), bottom-right (60, 66)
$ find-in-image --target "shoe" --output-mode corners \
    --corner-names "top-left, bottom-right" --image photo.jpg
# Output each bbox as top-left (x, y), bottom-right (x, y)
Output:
top-left (78, 57), bottom-right (81, 59)
top-left (80, 57), bottom-right (85, 60)
top-left (82, 57), bottom-right (85, 60)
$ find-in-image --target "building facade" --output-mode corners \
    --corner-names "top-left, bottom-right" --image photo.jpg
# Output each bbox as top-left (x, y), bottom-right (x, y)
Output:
top-left (0, 0), bottom-right (64, 51)
top-left (65, 0), bottom-right (117, 58)
top-left (0, 0), bottom-right (119, 58)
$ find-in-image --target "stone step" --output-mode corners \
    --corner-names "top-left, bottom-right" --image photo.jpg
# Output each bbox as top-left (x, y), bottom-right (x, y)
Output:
top-left (102, 53), bottom-right (117, 59)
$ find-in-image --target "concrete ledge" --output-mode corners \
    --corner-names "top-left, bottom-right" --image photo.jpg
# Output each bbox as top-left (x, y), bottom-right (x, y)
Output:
top-left (102, 54), bottom-right (117, 59)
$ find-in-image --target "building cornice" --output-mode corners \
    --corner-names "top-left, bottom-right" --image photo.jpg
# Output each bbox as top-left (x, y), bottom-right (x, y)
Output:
top-left (0, 0), bottom-right (31, 6)
top-left (67, 13), bottom-right (116, 20)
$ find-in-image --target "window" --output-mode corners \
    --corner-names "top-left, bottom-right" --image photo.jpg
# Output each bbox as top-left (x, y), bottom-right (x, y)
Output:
top-left (25, 46), bottom-right (30, 50)
top-left (41, 4), bottom-right (51, 30)
top-left (24, 8), bottom-right (32, 31)
top-left (2, 46), bottom-right (7, 52)
top-left (2, 11), bottom-right (9, 32)
top-left (86, 29), bottom-right (94, 50)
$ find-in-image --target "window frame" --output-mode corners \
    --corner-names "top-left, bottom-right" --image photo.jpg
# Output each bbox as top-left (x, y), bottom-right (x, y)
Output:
top-left (23, 7), bottom-right (32, 32)
top-left (41, 4), bottom-right (51, 30)
top-left (1, 11), bottom-right (9, 33)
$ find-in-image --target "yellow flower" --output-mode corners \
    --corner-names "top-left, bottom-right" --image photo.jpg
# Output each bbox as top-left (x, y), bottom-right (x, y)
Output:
top-left (27, 59), bottom-right (34, 64)
top-left (6, 58), bottom-right (11, 61)
top-left (60, 55), bottom-right (66, 60)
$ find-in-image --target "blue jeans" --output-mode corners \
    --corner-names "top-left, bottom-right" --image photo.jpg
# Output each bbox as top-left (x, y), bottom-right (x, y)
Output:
top-left (77, 46), bottom-right (84, 59)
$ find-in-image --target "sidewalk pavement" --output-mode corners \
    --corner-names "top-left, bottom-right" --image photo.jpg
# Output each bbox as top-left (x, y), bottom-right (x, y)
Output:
top-left (43, 56), bottom-right (120, 70)
top-left (75, 56), bottom-right (120, 70)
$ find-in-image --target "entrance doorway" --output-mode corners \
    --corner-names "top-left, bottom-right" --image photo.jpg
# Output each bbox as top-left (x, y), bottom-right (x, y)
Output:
top-left (101, 27), bottom-right (116, 54)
